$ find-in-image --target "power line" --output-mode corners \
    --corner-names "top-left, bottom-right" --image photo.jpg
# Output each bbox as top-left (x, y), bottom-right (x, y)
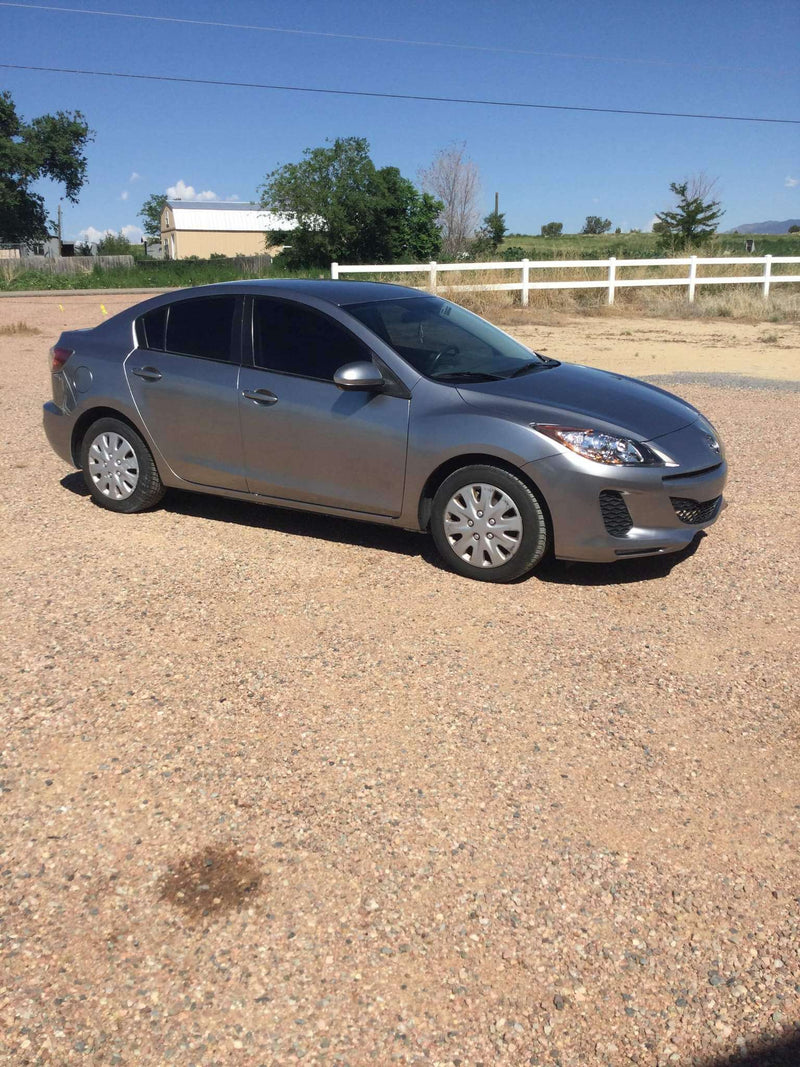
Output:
top-left (0, 1), bottom-right (792, 77)
top-left (1, 62), bottom-right (797, 125)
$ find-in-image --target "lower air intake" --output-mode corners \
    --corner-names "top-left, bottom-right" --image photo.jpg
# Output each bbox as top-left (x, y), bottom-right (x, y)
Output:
top-left (670, 495), bottom-right (722, 525)
top-left (599, 490), bottom-right (633, 536)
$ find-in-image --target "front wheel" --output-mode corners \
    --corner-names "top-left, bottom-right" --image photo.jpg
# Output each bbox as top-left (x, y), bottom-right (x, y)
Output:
top-left (430, 465), bottom-right (548, 582)
top-left (80, 417), bottom-right (165, 513)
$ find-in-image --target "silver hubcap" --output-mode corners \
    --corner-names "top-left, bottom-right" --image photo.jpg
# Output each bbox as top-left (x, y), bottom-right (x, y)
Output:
top-left (88, 431), bottom-right (139, 500)
top-left (443, 483), bottom-right (523, 568)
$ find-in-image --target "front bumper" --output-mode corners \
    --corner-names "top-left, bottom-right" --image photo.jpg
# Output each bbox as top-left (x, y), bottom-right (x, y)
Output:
top-left (43, 402), bottom-right (76, 466)
top-left (523, 451), bottom-right (727, 563)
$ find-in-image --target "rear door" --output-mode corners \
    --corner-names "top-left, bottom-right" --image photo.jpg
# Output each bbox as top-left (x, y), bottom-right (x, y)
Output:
top-left (238, 296), bottom-right (409, 515)
top-left (125, 295), bottom-right (247, 490)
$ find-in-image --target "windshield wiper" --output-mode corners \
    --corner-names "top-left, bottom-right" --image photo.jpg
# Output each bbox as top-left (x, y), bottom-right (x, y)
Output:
top-left (431, 371), bottom-right (505, 382)
top-left (507, 358), bottom-right (559, 378)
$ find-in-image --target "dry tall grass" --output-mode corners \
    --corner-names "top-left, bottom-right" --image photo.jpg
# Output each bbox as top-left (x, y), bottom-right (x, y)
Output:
top-left (0, 321), bottom-right (41, 336)
top-left (374, 262), bottom-right (799, 323)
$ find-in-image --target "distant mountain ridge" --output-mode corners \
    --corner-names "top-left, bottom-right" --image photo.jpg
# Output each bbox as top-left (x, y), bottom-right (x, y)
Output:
top-left (727, 219), bottom-right (800, 234)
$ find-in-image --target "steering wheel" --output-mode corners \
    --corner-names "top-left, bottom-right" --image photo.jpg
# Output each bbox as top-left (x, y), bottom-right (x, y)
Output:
top-left (428, 344), bottom-right (460, 374)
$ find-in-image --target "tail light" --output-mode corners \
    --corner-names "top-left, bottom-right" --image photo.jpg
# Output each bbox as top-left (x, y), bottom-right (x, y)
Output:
top-left (50, 346), bottom-right (73, 371)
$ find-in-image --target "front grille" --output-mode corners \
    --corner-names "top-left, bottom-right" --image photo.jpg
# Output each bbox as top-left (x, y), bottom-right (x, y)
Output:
top-left (670, 495), bottom-right (722, 525)
top-left (599, 490), bottom-right (633, 536)
top-left (662, 463), bottom-right (722, 482)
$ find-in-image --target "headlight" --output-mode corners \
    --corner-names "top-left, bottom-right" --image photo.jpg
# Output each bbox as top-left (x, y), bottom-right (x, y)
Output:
top-left (534, 424), bottom-right (663, 465)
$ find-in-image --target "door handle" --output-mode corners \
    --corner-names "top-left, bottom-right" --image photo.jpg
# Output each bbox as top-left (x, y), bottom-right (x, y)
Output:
top-left (131, 366), bottom-right (162, 381)
top-left (242, 388), bottom-right (278, 405)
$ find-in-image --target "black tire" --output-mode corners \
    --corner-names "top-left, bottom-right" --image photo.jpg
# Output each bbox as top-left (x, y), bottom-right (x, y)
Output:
top-left (430, 464), bottom-right (549, 583)
top-left (79, 417), bottom-right (165, 514)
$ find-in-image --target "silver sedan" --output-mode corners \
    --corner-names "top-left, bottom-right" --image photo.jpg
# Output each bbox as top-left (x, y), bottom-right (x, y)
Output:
top-left (43, 280), bottom-right (726, 582)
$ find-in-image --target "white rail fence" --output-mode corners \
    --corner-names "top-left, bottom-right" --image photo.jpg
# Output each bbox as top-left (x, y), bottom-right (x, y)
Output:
top-left (331, 256), bottom-right (800, 305)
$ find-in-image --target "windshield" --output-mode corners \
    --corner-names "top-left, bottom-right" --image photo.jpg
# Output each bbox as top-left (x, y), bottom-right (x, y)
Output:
top-left (345, 295), bottom-right (553, 381)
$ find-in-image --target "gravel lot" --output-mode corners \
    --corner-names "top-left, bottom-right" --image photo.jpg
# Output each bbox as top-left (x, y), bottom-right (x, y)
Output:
top-left (1, 296), bottom-right (799, 1066)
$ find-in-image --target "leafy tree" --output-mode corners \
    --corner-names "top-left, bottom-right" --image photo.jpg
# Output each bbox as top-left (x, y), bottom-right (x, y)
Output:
top-left (138, 192), bottom-right (168, 238)
top-left (469, 209), bottom-right (508, 259)
top-left (581, 215), bottom-right (612, 235)
top-left (0, 89), bottom-right (93, 244)
top-left (74, 240), bottom-right (93, 255)
top-left (260, 137), bottom-right (442, 268)
top-left (96, 230), bottom-right (132, 255)
top-left (789, 224), bottom-right (800, 234)
top-left (540, 221), bottom-right (563, 238)
top-left (502, 245), bottom-right (526, 261)
top-left (370, 166), bottom-right (442, 262)
top-left (481, 210), bottom-right (507, 249)
top-left (654, 176), bottom-right (723, 249)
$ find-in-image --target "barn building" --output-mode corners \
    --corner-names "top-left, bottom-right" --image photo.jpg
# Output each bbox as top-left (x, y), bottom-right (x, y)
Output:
top-left (160, 201), bottom-right (297, 260)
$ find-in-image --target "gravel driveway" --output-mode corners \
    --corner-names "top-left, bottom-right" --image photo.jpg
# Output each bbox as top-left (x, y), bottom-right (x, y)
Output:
top-left (1, 297), bottom-right (798, 1066)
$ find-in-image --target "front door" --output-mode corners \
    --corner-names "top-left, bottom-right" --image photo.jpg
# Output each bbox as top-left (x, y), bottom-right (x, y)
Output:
top-left (125, 295), bottom-right (247, 491)
top-left (238, 297), bottom-right (409, 515)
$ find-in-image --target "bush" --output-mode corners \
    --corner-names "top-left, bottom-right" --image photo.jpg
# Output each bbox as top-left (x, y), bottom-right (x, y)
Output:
top-left (96, 231), bottom-right (133, 256)
top-left (581, 216), bottom-right (612, 235)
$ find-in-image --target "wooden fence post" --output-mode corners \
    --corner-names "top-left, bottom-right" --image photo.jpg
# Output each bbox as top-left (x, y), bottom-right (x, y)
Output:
top-left (607, 257), bottom-right (616, 305)
top-left (429, 261), bottom-right (438, 291)
top-left (331, 262), bottom-right (339, 279)
top-left (521, 259), bottom-right (530, 307)
top-left (762, 254), bottom-right (772, 299)
top-left (688, 255), bottom-right (698, 302)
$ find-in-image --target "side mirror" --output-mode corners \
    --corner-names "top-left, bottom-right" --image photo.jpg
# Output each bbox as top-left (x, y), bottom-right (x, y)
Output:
top-left (333, 361), bottom-right (385, 391)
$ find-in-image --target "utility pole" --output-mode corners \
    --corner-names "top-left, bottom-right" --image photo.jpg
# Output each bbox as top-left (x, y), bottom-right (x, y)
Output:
top-left (494, 192), bottom-right (499, 216)
top-left (57, 202), bottom-right (63, 256)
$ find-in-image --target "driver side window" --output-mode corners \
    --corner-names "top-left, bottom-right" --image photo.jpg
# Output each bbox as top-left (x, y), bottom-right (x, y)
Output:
top-left (253, 298), bottom-right (370, 381)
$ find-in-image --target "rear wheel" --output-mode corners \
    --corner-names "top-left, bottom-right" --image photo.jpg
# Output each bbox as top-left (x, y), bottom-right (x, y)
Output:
top-left (430, 465), bottom-right (548, 582)
top-left (80, 417), bottom-right (164, 513)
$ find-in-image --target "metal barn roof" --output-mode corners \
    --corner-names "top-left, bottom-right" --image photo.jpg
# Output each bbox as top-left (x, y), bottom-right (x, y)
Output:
top-left (165, 201), bottom-right (297, 233)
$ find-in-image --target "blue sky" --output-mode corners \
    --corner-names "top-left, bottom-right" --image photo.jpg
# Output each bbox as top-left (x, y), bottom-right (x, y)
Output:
top-left (2, 0), bottom-right (798, 245)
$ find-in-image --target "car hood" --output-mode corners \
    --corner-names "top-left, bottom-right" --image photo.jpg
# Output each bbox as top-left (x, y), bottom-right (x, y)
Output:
top-left (456, 362), bottom-right (698, 440)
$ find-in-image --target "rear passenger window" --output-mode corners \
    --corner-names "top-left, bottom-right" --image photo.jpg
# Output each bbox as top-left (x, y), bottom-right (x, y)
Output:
top-left (165, 297), bottom-right (237, 361)
top-left (136, 306), bottom-right (167, 351)
top-left (253, 298), bottom-right (369, 381)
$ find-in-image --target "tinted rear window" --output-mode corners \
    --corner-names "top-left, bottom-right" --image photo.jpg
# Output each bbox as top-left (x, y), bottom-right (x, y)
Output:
top-left (165, 297), bottom-right (237, 361)
top-left (136, 306), bottom-right (167, 351)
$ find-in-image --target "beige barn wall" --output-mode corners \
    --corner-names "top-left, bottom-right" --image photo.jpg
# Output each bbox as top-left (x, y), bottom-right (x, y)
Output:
top-left (172, 230), bottom-right (270, 258)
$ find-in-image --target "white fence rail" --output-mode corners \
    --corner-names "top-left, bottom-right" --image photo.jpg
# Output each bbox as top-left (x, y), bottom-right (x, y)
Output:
top-left (331, 256), bottom-right (800, 305)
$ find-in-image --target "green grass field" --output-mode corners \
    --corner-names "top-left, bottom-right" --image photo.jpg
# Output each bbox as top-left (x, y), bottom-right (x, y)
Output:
top-left (500, 231), bottom-right (800, 261)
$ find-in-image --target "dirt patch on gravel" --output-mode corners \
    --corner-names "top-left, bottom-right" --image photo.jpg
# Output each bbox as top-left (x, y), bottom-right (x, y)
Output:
top-left (158, 845), bottom-right (262, 922)
top-left (0, 294), bottom-right (798, 1065)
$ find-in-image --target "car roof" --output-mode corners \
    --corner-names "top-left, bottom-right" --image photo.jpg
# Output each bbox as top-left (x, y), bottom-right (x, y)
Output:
top-left (215, 278), bottom-right (427, 306)
top-left (94, 279), bottom-right (432, 337)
